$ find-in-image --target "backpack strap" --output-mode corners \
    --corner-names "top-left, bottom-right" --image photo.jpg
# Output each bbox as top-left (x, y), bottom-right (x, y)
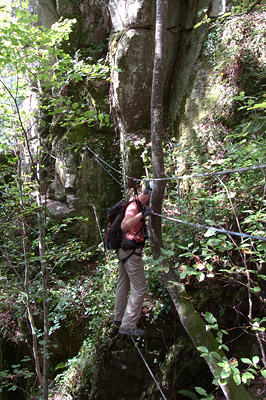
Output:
top-left (133, 198), bottom-right (146, 233)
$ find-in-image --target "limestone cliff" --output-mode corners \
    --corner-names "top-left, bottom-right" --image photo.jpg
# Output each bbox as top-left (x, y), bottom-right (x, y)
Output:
top-left (27, 0), bottom-right (226, 245)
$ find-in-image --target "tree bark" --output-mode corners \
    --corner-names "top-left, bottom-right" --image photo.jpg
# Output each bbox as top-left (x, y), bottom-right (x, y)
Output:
top-left (37, 200), bottom-right (49, 400)
top-left (149, 1), bottom-right (254, 399)
top-left (34, 93), bottom-right (50, 400)
top-left (0, 338), bottom-right (2, 400)
top-left (17, 156), bottom-right (43, 387)
top-left (150, 0), bottom-right (167, 253)
top-left (161, 268), bottom-right (253, 400)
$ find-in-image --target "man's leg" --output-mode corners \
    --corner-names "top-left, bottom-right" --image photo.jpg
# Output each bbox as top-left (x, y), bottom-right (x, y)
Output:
top-left (120, 249), bottom-right (146, 330)
top-left (114, 248), bottom-right (130, 322)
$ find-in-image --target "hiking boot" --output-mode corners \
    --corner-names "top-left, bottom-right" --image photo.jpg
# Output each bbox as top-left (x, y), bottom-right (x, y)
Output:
top-left (113, 320), bottom-right (122, 327)
top-left (119, 327), bottom-right (146, 337)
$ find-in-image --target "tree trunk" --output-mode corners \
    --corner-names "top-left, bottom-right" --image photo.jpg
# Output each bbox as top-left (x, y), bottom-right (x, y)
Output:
top-left (0, 338), bottom-right (2, 400)
top-left (24, 86), bottom-right (49, 399)
top-left (18, 156), bottom-right (43, 387)
top-left (149, 1), bottom-right (254, 399)
top-left (35, 105), bottom-right (49, 400)
top-left (150, 0), bottom-right (167, 251)
top-left (161, 268), bottom-right (254, 400)
top-left (37, 201), bottom-right (49, 400)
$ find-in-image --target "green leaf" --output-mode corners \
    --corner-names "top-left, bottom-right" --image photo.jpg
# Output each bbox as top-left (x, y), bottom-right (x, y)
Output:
top-left (198, 272), bottom-right (205, 282)
top-left (204, 312), bottom-right (217, 325)
top-left (205, 219), bottom-right (215, 225)
top-left (241, 358), bottom-right (252, 365)
top-left (195, 387), bottom-right (208, 396)
top-left (197, 346), bottom-right (209, 354)
top-left (260, 370), bottom-right (266, 379)
top-left (233, 373), bottom-right (241, 385)
top-left (219, 344), bottom-right (229, 352)
top-left (204, 229), bottom-right (216, 237)
top-left (55, 361), bottom-right (66, 371)
top-left (248, 102), bottom-right (266, 110)
top-left (161, 247), bottom-right (174, 257)
top-left (242, 371), bottom-right (254, 383)
top-left (252, 356), bottom-right (260, 365)
top-left (211, 351), bottom-right (222, 361)
top-left (178, 390), bottom-right (199, 400)
top-left (221, 369), bottom-right (231, 379)
top-left (207, 238), bottom-right (221, 247)
top-left (180, 270), bottom-right (188, 280)
top-left (250, 286), bottom-right (261, 293)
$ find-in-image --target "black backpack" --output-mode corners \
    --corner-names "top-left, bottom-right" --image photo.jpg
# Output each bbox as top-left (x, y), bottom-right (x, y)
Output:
top-left (104, 200), bottom-right (132, 250)
top-left (104, 198), bottom-right (146, 251)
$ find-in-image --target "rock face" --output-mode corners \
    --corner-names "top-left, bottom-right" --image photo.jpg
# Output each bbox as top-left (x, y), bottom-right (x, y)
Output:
top-left (26, 0), bottom-right (118, 245)
top-left (108, 0), bottom-right (220, 180)
top-left (26, 0), bottom-right (226, 245)
top-left (109, 0), bottom-right (206, 131)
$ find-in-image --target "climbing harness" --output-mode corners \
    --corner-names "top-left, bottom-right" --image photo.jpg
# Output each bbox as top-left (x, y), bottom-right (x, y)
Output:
top-left (120, 246), bottom-right (143, 264)
top-left (130, 335), bottom-right (167, 400)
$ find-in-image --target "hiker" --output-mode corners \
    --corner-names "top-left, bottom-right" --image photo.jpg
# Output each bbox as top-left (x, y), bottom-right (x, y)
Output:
top-left (113, 187), bottom-right (153, 337)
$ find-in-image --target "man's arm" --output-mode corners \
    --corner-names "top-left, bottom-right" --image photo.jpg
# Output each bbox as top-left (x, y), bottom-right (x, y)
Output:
top-left (121, 212), bottom-right (143, 232)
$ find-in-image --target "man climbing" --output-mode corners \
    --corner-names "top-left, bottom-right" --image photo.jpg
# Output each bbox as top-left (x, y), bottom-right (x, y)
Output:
top-left (113, 187), bottom-right (153, 337)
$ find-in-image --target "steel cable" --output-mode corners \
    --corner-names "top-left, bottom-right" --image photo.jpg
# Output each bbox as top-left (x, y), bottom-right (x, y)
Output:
top-left (151, 163), bottom-right (266, 181)
top-left (131, 335), bottom-right (167, 400)
top-left (86, 144), bottom-right (266, 182)
top-left (153, 212), bottom-right (266, 242)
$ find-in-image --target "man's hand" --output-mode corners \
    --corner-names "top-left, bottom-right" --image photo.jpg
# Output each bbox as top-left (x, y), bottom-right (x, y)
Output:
top-left (142, 208), bottom-right (153, 217)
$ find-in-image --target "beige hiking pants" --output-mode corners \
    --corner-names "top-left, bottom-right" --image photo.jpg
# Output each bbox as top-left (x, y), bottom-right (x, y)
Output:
top-left (114, 247), bottom-right (146, 329)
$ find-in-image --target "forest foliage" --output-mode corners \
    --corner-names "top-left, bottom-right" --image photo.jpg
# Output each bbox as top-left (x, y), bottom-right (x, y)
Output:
top-left (0, 1), bottom-right (111, 398)
top-left (0, 0), bottom-right (266, 399)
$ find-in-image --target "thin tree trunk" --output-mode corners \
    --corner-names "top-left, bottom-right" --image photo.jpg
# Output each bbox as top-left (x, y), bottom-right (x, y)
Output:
top-left (161, 268), bottom-right (254, 400)
top-left (0, 338), bottom-right (3, 400)
top-left (35, 112), bottom-right (49, 400)
top-left (18, 157), bottom-right (43, 386)
top-left (21, 85), bottom-right (49, 398)
top-left (37, 201), bottom-right (49, 400)
top-left (150, 0), bottom-right (167, 249)
top-left (149, 1), bottom-right (253, 399)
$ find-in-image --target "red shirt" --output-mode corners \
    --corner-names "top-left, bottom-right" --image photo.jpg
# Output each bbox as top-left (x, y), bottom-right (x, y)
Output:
top-left (122, 200), bottom-right (144, 242)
